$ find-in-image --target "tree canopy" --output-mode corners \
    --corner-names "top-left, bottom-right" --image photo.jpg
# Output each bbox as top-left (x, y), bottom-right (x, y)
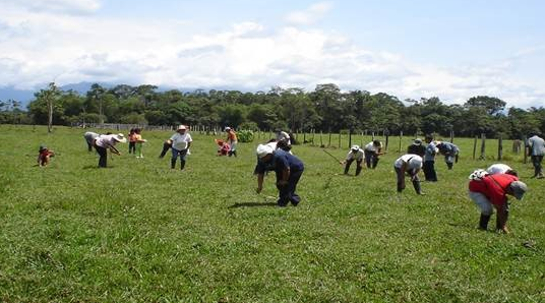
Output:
top-left (2, 82), bottom-right (544, 139)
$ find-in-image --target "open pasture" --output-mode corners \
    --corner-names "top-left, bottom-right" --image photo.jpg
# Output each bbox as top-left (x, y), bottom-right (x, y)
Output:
top-left (0, 125), bottom-right (544, 303)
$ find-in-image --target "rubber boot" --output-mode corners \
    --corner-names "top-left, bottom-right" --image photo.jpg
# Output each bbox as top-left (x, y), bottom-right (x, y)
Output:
top-left (180, 160), bottom-right (186, 170)
top-left (479, 214), bottom-right (491, 230)
top-left (412, 179), bottom-right (422, 195)
top-left (355, 165), bottom-right (362, 176)
top-left (344, 162), bottom-right (350, 175)
top-left (372, 158), bottom-right (379, 169)
top-left (171, 159), bottom-right (176, 169)
top-left (447, 163), bottom-right (453, 170)
top-left (233, 150), bottom-right (237, 157)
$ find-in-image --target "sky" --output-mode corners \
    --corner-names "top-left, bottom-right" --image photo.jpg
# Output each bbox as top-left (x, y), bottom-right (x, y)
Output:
top-left (0, 0), bottom-right (544, 108)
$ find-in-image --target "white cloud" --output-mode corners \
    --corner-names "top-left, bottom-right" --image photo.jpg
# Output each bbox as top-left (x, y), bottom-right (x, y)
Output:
top-left (285, 2), bottom-right (333, 26)
top-left (0, 3), bottom-right (543, 108)
top-left (0, 0), bottom-right (101, 14)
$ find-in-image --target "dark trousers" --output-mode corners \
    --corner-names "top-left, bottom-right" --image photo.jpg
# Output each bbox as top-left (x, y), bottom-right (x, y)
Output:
top-left (531, 155), bottom-right (543, 177)
top-left (395, 167), bottom-right (421, 194)
top-left (276, 170), bottom-right (304, 206)
top-left (423, 161), bottom-right (437, 181)
top-left (95, 145), bottom-right (108, 168)
top-left (159, 142), bottom-right (172, 158)
top-left (344, 159), bottom-right (363, 175)
top-left (171, 148), bottom-right (188, 170)
top-left (129, 142), bottom-right (136, 154)
top-left (87, 142), bottom-right (93, 152)
top-left (364, 150), bottom-right (379, 169)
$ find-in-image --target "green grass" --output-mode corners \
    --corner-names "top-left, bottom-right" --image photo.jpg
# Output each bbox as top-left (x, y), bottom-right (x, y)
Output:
top-left (0, 125), bottom-right (544, 303)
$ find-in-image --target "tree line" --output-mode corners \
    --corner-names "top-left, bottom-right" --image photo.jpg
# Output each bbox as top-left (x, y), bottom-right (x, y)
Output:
top-left (1, 82), bottom-right (544, 139)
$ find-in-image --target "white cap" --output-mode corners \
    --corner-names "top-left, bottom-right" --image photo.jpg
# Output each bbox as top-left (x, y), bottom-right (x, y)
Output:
top-left (256, 144), bottom-right (274, 158)
top-left (225, 127), bottom-right (231, 131)
top-left (351, 145), bottom-right (360, 151)
top-left (177, 125), bottom-right (187, 131)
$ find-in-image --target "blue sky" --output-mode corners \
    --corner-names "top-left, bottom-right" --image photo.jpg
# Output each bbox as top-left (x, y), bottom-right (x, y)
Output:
top-left (1, 0), bottom-right (544, 108)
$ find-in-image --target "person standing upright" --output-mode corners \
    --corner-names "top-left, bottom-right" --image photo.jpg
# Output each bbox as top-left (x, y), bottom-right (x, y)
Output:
top-left (527, 132), bottom-right (545, 178)
top-left (423, 135), bottom-right (438, 182)
top-left (225, 127), bottom-right (238, 157)
top-left (170, 125), bottom-right (193, 170)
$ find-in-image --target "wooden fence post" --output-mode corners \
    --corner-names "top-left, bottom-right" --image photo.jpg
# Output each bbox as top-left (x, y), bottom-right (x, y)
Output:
top-left (320, 131), bottom-right (323, 147)
top-left (372, 131), bottom-right (375, 141)
top-left (498, 134), bottom-right (503, 161)
top-left (328, 129), bottom-right (332, 147)
top-left (338, 132), bottom-right (341, 148)
top-left (473, 135), bottom-right (478, 160)
top-left (385, 133), bottom-right (389, 151)
top-left (479, 133), bottom-right (486, 160)
top-left (450, 130), bottom-right (454, 143)
top-left (348, 129), bottom-right (352, 148)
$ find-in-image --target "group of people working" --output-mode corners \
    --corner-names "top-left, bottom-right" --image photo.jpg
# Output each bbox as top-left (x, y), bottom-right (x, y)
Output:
top-left (76, 127), bottom-right (544, 232)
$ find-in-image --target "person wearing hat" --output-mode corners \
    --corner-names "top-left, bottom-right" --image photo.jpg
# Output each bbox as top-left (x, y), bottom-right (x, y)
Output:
top-left (254, 143), bottom-right (304, 207)
top-left (423, 135), bottom-right (438, 182)
top-left (407, 138), bottom-right (425, 157)
top-left (343, 145), bottom-right (364, 176)
top-left (487, 163), bottom-right (517, 176)
top-left (468, 171), bottom-right (527, 233)
top-left (275, 129), bottom-right (292, 152)
top-left (436, 141), bottom-right (459, 170)
top-left (225, 127), bottom-right (238, 157)
top-left (93, 133), bottom-right (126, 168)
top-left (527, 132), bottom-right (545, 178)
top-left (394, 154), bottom-right (423, 195)
top-left (84, 131), bottom-right (101, 152)
top-left (363, 140), bottom-right (383, 169)
top-left (169, 125), bottom-right (193, 170)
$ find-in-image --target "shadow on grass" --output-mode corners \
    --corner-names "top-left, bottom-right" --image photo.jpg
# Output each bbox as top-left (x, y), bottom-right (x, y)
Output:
top-left (82, 165), bottom-right (100, 169)
top-left (228, 202), bottom-right (278, 209)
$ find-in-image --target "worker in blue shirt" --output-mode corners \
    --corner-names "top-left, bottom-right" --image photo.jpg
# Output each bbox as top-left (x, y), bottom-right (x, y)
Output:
top-left (254, 144), bottom-right (304, 207)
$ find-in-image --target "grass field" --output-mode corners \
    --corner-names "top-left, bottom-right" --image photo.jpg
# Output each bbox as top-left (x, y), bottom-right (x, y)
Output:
top-left (0, 125), bottom-right (544, 303)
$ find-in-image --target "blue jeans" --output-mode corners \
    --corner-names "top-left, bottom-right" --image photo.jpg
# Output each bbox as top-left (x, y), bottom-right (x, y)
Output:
top-left (276, 170), bottom-right (304, 206)
top-left (171, 148), bottom-right (188, 170)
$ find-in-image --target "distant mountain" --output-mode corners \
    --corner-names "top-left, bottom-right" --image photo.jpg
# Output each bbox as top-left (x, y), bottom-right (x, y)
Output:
top-left (0, 87), bottom-right (36, 106)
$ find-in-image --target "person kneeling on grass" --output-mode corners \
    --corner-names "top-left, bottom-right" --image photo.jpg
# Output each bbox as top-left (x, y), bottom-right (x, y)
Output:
top-left (394, 154), bottom-right (423, 195)
top-left (468, 169), bottom-right (527, 233)
top-left (254, 144), bottom-right (304, 207)
top-left (37, 145), bottom-right (55, 167)
top-left (343, 145), bottom-right (364, 176)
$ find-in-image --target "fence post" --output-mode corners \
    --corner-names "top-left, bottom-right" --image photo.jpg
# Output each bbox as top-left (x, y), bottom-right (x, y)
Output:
top-left (385, 133), bottom-right (389, 151)
top-left (498, 134), bottom-right (503, 161)
top-left (361, 132), bottom-right (364, 147)
top-left (348, 129), bottom-right (352, 148)
top-left (450, 130), bottom-right (454, 143)
top-left (372, 131), bottom-right (375, 141)
top-left (328, 129), bottom-right (332, 147)
top-left (338, 132), bottom-right (341, 148)
top-left (479, 133), bottom-right (486, 160)
top-left (473, 135), bottom-right (478, 160)
top-left (320, 131), bottom-right (323, 147)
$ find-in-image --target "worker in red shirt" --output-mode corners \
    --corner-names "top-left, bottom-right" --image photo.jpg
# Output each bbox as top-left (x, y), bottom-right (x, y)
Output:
top-left (468, 170), bottom-right (527, 233)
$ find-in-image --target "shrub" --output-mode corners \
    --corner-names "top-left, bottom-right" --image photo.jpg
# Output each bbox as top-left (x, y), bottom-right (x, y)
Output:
top-left (238, 130), bottom-right (254, 142)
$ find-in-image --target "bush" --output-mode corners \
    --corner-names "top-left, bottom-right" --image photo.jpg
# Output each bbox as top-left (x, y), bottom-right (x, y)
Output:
top-left (238, 130), bottom-right (254, 143)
